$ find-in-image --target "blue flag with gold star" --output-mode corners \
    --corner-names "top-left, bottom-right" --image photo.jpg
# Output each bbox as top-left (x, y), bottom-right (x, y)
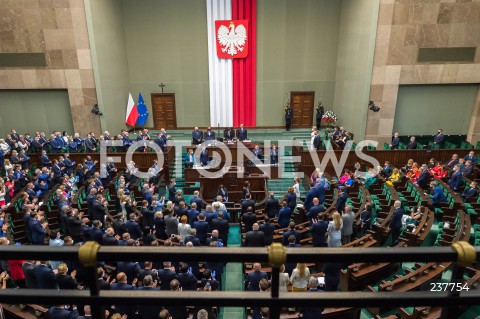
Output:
top-left (136, 93), bottom-right (149, 126)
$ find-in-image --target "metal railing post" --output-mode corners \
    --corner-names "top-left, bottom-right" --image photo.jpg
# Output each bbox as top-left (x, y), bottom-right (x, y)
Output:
top-left (269, 243), bottom-right (287, 319)
top-left (441, 241), bottom-right (477, 319)
top-left (78, 241), bottom-right (103, 319)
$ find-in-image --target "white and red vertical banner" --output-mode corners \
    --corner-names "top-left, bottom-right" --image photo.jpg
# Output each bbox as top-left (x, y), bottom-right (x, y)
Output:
top-left (206, 0), bottom-right (256, 127)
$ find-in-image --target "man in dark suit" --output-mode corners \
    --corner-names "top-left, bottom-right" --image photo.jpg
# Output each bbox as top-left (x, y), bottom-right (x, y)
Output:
top-left (277, 202), bottom-right (292, 229)
top-left (154, 132), bottom-right (166, 151)
top-left (48, 305), bottom-right (79, 319)
top-left (300, 276), bottom-right (324, 319)
top-left (388, 200), bottom-right (404, 245)
top-left (67, 210), bottom-right (82, 243)
top-left (237, 124), bottom-right (248, 141)
top-left (224, 127), bottom-right (235, 140)
top-left (245, 263), bottom-right (268, 291)
top-left (241, 193), bottom-right (255, 215)
top-left (90, 220), bottom-right (104, 244)
top-left (335, 187), bottom-right (348, 213)
top-left (113, 215), bottom-right (127, 237)
top-left (461, 181), bottom-right (478, 202)
top-left (110, 272), bottom-right (137, 316)
top-left (184, 228), bottom-right (202, 246)
top-left (448, 164), bottom-right (463, 192)
top-left (433, 128), bottom-right (445, 148)
top-left (259, 217), bottom-right (275, 246)
top-left (137, 275), bottom-right (161, 319)
top-left (117, 259), bottom-right (141, 285)
top-left (39, 150), bottom-right (51, 168)
top-left (464, 151), bottom-right (478, 165)
top-left (306, 198), bottom-right (325, 224)
top-left (22, 260), bottom-right (37, 288)
top-left (157, 262), bottom-right (178, 291)
top-left (211, 211), bottom-right (230, 246)
top-left (102, 228), bottom-right (119, 246)
top-left (204, 127), bottom-right (215, 141)
top-left (92, 194), bottom-right (107, 223)
top-left (416, 166), bottom-right (431, 189)
top-left (252, 145), bottom-right (263, 159)
top-left (177, 263), bottom-right (198, 291)
top-left (407, 136), bottom-right (417, 149)
top-left (192, 127), bottom-right (203, 145)
top-left (380, 161), bottom-right (393, 178)
top-left (390, 132), bottom-right (400, 150)
top-left (167, 179), bottom-right (176, 200)
top-left (281, 222), bottom-right (300, 245)
top-left (285, 105), bottom-right (293, 131)
top-left (190, 190), bottom-right (204, 210)
top-left (137, 261), bottom-right (158, 284)
top-left (242, 207), bottom-right (257, 233)
top-left (244, 223), bottom-right (265, 247)
top-left (193, 214), bottom-right (209, 245)
top-left (34, 261), bottom-right (58, 289)
top-left (304, 181), bottom-right (317, 211)
top-left (199, 147), bottom-right (209, 166)
top-left (462, 160), bottom-right (474, 176)
top-left (446, 154), bottom-right (459, 168)
top-left (97, 267), bottom-right (111, 290)
top-left (313, 130), bottom-right (321, 150)
top-left (126, 213), bottom-right (143, 240)
top-left (311, 214), bottom-right (329, 247)
top-left (264, 193), bottom-right (280, 218)
top-left (29, 212), bottom-right (47, 245)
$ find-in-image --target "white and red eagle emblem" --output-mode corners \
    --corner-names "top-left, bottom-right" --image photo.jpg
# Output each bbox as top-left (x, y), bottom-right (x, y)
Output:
top-left (215, 20), bottom-right (248, 59)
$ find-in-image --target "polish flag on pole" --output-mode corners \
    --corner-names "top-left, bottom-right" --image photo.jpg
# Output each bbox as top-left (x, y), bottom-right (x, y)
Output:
top-left (125, 92), bottom-right (138, 126)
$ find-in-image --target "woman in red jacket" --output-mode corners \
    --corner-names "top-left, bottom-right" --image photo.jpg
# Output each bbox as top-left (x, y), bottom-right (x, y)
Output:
top-left (7, 259), bottom-right (26, 288)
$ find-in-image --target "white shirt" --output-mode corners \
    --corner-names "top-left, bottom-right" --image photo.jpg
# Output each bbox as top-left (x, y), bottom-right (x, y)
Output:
top-left (293, 183), bottom-right (300, 199)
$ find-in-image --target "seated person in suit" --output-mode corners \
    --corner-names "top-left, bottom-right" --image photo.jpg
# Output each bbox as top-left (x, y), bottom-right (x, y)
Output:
top-left (464, 151), bottom-right (478, 165)
top-left (184, 149), bottom-right (196, 168)
top-left (461, 181), bottom-right (478, 201)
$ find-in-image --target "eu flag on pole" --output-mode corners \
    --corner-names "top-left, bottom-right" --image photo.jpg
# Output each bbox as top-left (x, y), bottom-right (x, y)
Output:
top-left (136, 93), bottom-right (149, 126)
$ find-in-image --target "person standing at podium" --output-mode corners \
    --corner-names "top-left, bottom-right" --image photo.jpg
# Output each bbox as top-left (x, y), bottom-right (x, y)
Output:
top-left (192, 127), bottom-right (203, 145)
top-left (237, 124), bottom-right (248, 141)
top-left (200, 147), bottom-right (209, 167)
top-left (185, 149), bottom-right (196, 168)
top-left (204, 127), bottom-right (215, 141)
top-left (224, 127), bottom-right (235, 141)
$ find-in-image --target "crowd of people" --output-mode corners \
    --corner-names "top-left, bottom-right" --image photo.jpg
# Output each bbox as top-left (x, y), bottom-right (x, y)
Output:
top-left (0, 128), bottom-right (170, 159)
top-left (0, 124), bottom-right (479, 319)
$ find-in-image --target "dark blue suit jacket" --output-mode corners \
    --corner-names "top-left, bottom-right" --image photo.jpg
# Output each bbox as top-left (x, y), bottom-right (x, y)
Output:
top-left (193, 220), bottom-right (209, 244)
top-left (430, 186), bottom-right (447, 205)
top-left (416, 170), bottom-right (430, 189)
top-left (300, 289), bottom-right (324, 319)
top-left (29, 219), bottom-right (45, 244)
top-left (200, 150), bottom-right (209, 166)
top-left (449, 171), bottom-right (463, 191)
top-left (335, 192), bottom-right (348, 213)
top-left (48, 307), bottom-right (79, 319)
top-left (311, 221), bottom-right (329, 246)
top-left (137, 286), bottom-right (162, 318)
top-left (126, 220), bottom-right (143, 240)
top-left (245, 270), bottom-right (268, 291)
top-left (306, 204), bottom-right (325, 223)
top-left (237, 128), bottom-right (248, 141)
top-left (277, 207), bottom-right (292, 229)
top-left (282, 229), bottom-right (300, 245)
top-left (110, 282), bottom-right (136, 315)
top-left (117, 261), bottom-right (141, 284)
top-left (34, 264), bottom-right (58, 289)
top-left (389, 208), bottom-right (405, 230)
top-left (303, 188), bottom-right (317, 211)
